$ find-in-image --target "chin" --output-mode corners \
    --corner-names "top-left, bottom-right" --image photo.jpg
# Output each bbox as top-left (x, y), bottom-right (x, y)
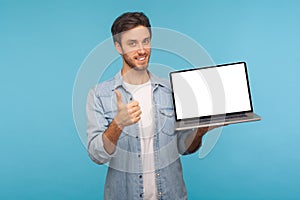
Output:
top-left (133, 65), bottom-right (148, 71)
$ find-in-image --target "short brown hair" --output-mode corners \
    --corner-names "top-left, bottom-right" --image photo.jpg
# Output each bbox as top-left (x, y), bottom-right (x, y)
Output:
top-left (111, 12), bottom-right (152, 44)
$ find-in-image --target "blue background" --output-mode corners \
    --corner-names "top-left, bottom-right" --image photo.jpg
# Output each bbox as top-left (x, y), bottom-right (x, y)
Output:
top-left (1, 0), bottom-right (300, 199)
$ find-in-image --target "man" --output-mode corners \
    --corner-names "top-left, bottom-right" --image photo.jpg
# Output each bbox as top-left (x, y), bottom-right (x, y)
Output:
top-left (86, 12), bottom-right (217, 200)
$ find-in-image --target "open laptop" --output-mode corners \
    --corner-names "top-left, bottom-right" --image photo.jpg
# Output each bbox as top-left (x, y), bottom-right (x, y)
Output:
top-left (170, 61), bottom-right (261, 130)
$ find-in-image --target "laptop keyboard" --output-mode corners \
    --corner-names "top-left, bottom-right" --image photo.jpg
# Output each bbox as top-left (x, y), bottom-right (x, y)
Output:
top-left (183, 113), bottom-right (247, 125)
top-left (225, 113), bottom-right (247, 119)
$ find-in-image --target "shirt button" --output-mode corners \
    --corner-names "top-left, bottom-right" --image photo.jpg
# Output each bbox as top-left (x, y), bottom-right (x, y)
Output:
top-left (156, 173), bottom-right (160, 177)
top-left (130, 97), bottom-right (133, 101)
top-left (159, 192), bottom-right (162, 196)
top-left (140, 193), bottom-right (143, 198)
top-left (136, 136), bottom-right (139, 139)
top-left (138, 154), bottom-right (141, 158)
top-left (139, 175), bottom-right (142, 179)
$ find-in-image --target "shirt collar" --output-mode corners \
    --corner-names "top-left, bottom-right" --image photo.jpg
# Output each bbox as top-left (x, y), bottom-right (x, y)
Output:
top-left (113, 70), bottom-right (169, 90)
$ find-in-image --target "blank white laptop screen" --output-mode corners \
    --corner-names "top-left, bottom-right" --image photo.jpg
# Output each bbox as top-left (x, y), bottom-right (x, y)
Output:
top-left (171, 63), bottom-right (252, 120)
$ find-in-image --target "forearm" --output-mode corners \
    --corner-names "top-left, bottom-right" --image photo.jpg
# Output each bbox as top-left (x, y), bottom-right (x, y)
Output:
top-left (102, 119), bottom-right (123, 155)
top-left (184, 129), bottom-right (202, 154)
top-left (184, 127), bottom-right (210, 154)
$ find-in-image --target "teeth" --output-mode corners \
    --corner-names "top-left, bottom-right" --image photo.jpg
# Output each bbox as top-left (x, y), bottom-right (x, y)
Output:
top-left (138, 57), bottom-right (145, 61)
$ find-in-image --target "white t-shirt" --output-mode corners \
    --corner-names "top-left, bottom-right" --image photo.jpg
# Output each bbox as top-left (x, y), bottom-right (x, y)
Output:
top-left (124, 80), bottom-right (157, 200)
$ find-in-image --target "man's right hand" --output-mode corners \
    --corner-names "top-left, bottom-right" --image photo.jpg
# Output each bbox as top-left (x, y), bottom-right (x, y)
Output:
top-left (114, 89), bottom-right (142, 129)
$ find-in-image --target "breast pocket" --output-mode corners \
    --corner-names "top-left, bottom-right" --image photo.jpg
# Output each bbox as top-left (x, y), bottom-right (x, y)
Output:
top-left (159, 107), bottom-right (176, 136)
top-left (103, 109), bottom-right (116, 124)
top-left (100, 95), bottom-right (117, 122)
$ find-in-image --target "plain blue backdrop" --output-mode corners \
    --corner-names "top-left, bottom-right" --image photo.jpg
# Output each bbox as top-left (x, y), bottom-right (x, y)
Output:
top-left (1, 0), bottom-right (300, 199)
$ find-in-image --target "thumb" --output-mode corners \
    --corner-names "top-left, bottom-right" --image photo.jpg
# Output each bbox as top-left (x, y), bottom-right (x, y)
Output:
top-left (114, 89), bottom-right (123, 105)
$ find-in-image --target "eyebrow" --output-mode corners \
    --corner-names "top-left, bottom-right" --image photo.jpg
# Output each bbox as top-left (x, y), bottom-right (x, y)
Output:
top-left (143, 37), bottom-right (151, 41)
top-left (127, 39), bottom-right (137, 43)
top-left (126, 37), bottom-right (151, 42)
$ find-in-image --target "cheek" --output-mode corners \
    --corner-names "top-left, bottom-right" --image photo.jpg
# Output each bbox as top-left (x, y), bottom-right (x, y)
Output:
top-left (123, 53), bottom-right (135, 62)
top-left (123, 52), bottom-right (135, 60)
top-left (122, 47), bottom-right (137, 55)
top-left (145, 48), bottom-right (151, 55)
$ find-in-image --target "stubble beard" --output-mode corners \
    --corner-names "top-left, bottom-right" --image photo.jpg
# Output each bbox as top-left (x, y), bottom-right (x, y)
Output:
top-left (122, 52), bottom-right (151, 72)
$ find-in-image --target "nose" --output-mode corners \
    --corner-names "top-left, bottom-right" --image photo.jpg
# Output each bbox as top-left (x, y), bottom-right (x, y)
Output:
top-left (137, 43), bottom-right (146, 54)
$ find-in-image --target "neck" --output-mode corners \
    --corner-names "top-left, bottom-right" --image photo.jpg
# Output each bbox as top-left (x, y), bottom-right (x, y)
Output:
top-left (121, 68), bottom-right (150, 85)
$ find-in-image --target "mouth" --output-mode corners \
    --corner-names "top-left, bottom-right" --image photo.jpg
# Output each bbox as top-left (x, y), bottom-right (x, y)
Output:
top-left (135, 56), bottom-right (147, 62)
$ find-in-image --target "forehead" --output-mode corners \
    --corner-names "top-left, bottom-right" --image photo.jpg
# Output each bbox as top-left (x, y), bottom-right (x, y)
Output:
top-left (120, 26), bottom-right (151, 42)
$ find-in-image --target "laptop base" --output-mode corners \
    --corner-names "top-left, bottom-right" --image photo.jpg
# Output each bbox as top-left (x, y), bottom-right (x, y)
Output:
top-left (175, 113), bottom-right (261, 131)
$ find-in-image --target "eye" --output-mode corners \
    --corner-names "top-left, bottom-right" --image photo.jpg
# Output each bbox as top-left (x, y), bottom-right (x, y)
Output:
top-left (128, 41), bottom-right (136, 47)
top-left (143, 38), bottom-right (150, 45)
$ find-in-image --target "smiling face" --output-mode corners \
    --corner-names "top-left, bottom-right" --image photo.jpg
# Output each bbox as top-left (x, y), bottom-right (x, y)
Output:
top-left (115, 26), bottom-right (151, 73)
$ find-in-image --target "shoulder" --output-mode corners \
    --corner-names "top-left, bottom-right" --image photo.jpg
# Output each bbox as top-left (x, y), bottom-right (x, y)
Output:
top-left (89, 76), bottom-right (116, 97)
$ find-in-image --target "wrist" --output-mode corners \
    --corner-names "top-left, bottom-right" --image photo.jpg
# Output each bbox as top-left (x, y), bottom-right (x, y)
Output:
top-left (196, 127), bottom-right (209, 137)
top-left (113, 118), bottom-right (125, 130)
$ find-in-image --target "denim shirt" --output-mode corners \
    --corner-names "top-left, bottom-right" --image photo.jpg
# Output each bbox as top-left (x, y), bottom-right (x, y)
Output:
top-left (86, 71), bottom-right (195, 200)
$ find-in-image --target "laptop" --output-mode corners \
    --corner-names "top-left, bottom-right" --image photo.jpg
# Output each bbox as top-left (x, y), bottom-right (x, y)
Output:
top-left (169, 61), bottom-right (261, 130)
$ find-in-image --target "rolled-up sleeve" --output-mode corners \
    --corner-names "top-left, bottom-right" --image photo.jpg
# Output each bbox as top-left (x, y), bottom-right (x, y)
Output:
top-left (86, 87), bottom-right (116, 164)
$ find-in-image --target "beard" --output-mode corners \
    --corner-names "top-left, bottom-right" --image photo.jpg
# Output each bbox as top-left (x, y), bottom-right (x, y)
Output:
top-left (122, 52), bottom-right (151, 71)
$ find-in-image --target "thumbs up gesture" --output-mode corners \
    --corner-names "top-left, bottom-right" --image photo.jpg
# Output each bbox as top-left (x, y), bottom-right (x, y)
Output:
top-left (114, 89), bottom-right (142, 129)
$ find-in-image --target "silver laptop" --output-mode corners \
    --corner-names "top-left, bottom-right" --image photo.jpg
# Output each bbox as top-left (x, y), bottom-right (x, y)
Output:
top-left (170, 62), bottom-right (261, 130)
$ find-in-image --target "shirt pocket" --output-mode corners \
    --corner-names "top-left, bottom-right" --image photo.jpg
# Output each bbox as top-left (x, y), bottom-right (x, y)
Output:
top-left (103, 109), bottom-right (117, 123)
top-left (100, 95), bottom-right (117, 122)
top-left (159, 107), bottom-right (176, 136)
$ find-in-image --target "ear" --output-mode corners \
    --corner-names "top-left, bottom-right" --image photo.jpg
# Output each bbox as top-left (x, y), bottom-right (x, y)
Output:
top-left (115, 42), bottom-right (123, 55)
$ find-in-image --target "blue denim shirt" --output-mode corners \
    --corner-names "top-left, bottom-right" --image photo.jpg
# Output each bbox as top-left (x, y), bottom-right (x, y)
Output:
top-left (86, 71), bottom-right (195, 200)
